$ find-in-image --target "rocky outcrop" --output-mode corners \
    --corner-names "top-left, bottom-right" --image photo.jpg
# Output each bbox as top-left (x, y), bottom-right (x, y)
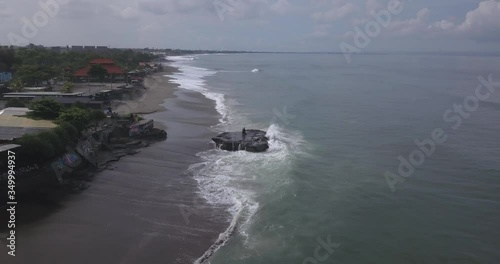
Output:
top-left (212, 129), bottom-right (269, 152)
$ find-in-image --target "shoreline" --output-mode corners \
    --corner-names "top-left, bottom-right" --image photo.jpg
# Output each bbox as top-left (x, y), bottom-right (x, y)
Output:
top-left (113, 65), bottom-right (180, 116)
top-left (1, 62), bottom-right (228, 264)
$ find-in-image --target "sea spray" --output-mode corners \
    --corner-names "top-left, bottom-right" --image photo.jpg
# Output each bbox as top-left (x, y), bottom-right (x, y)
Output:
top-left (168, 55), bottom-right (305, 261)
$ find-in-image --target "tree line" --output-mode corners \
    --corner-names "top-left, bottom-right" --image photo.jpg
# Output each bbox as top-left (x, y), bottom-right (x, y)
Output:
top-left (13, 99), bottom-right (107, 166)
top-left (0, 46), bottom-right (159, 87)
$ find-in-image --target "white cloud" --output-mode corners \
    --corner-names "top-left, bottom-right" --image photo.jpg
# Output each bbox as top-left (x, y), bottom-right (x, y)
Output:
top-left (384, 0), bottom-right (500, 42)
top-left (450, 0), bottom-right (500, 41)
top-left (313, 1), bottom-right (357, 23)
top-left (109, 5), bottom-right (139, 20)
top-left (138, 0), bottom-right (171, 15)
top-left (387, 8), bottom-right (430, 36)
top-left (270, 0), bottom-right (292, 14)
top-left (311, 24), bottom-right (331, 38)
top-left (218, 0), bottom-right (293, 20)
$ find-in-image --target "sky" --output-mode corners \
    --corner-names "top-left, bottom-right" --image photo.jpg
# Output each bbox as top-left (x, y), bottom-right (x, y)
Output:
top-left (0, 0), bottom-right (499, 52)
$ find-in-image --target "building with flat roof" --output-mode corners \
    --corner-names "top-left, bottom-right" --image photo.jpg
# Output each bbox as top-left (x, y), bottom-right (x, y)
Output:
top-left (96, 46), bottom-right (109, 53)
top-left (0, 107), bottom-right (55, 143)
top-left (3, 92), bottom-right (85, 99)
top-left (71, 46), bottom-right (84, 52)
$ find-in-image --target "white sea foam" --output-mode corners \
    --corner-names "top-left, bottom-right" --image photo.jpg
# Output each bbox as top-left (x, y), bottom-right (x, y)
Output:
top-left (190, 122), bottom-right (304, 233)
top-left (166, 55), bottom-right (304, 263)
top-left (167, 56), bottom-right (227, 123)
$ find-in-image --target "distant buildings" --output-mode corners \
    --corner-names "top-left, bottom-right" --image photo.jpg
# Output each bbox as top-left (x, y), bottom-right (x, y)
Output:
top-left (24, 45), bottom-right (111, 53)
top-left (71, 45), bottom-right (84, 52)
top-left (96, 46), bottom-right (108, 52)
top-left (84, 46), bottom-right (96, 52)
top-left (51, 46), bottom-right (61, 53)
top-left (73, 45), bottom-right (109, 53)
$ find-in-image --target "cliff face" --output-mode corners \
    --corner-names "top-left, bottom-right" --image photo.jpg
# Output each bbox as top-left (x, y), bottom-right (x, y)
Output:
top-left (0, 121), bottom-right (167, 204)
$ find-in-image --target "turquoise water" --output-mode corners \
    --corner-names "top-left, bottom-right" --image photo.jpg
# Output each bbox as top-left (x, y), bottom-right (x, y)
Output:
top-left (169, 54), bottom-right (500, 264)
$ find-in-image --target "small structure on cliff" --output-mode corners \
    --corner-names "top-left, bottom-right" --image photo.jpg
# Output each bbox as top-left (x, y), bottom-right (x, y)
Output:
top-left (212, 129), bottom-right (269, 153)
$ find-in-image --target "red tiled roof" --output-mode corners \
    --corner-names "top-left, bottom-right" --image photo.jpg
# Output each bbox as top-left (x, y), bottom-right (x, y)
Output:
top-left (74, 58), bottom-right (124, 77)
top-left (74, 66), bottom-right (91, 77)
top-left (90, 58), bottom-right (116, 64)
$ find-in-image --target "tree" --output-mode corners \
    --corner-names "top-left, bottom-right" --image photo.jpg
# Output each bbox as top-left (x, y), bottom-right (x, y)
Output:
top-left (89, 109), bottom-right (106, 121)
top-left (14, 134), bottom-right (55, 162)
top-left (38, 130), bottom-right (65, 154)
top-left (5, 98), bottom-right (26, 108)
top-left (59, 122), bottom-right (79, 139)
top-left (53, 125), bottom-right (73, 147)
top-left (10, 78), bottom-right (24, 92)
top-left (88, 64), bottom-right (108, 81)
top-left (62, 81), bottom-right (74, 93)
top-left (57, 107), bottom-right (106, 130)
top-left (0, 47), bottom-right (18, 72)
top-left (58, 107), bottom-right (91, 130)
top-left (14, 64), bottom-right (52, 86)
top-left (29, 98), bottom-right (63, 119)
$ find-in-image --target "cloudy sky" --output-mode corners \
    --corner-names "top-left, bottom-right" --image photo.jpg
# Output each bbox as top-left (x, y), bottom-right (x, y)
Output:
top-left (0, 0), bottom-right (499, 52)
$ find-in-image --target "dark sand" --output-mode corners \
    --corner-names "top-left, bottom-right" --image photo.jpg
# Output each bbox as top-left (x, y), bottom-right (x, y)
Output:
top-left (113, 66), bottom-right (178, 115)
top-left (0, 73), bottom-right (228, 264)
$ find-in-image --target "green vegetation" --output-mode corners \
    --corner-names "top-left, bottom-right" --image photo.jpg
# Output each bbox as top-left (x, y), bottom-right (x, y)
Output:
top-left (62, 81), bottom-right (74, 93)
top-left (0, 46), bottom-right (160, 87)
top-left (14, 101), bottom-right (106, 165)
top-left (13, 122), bottom-right (79, 164)
top-left (27, 98), bottom-right (106, 128)
top-left (88, 64), bottom-right (108, 81)
top-left (58, 106), bottom-right (106, 130)
top-left (5, 98), bottom-right (25, 108)
top-left (29, 98), bottom-right (63, 119)
top-left (15, 64), bottom-right (57, 87)
top-left (0, 48), bottom-right (19, 72)
top-left (10, 78), bottom-right (24, 92)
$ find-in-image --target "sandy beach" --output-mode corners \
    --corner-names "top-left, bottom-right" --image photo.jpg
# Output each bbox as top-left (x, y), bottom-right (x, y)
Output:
top-left (113, 66), bottom-right (179, 115)
top-left (0, 67), bottom-right (227, 264)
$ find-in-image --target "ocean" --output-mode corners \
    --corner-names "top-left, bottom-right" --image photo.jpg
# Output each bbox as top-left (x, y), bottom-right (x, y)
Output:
top-left (166, 53), bottom-right (500, 264)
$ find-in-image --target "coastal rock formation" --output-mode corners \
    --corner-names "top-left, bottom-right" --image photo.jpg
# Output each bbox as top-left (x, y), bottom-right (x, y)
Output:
top-left (212, 129), bottom-right (269, 152)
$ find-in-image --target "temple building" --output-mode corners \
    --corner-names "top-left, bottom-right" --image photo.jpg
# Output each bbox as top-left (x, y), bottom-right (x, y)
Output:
top-left (74, 58), bottom-right (125, 81)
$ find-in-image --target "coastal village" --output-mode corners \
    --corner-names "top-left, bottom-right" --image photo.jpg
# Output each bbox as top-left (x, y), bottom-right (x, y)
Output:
top-left (0, 45), bottom-right (173, 200)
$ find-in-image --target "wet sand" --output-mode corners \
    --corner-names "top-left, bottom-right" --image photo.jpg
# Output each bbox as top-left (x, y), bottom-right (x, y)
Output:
top-left (0, 72), bottom-right (227, 263)
top-left (113, 66), bottom-right (179, 115)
